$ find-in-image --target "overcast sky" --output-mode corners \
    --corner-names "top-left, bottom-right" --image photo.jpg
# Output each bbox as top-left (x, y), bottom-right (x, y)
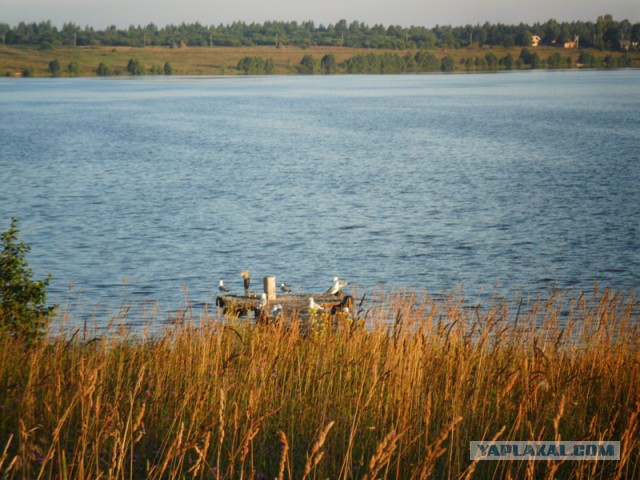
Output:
top-left (2, 0), bottom-right (639, 29)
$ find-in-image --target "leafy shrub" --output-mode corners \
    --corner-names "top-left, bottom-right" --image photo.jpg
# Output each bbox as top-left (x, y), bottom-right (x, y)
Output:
top-left (48, 59), bottom-right (61, 77)
top-left (126, 58), bottom-right (146, 75)
top-left (67, 61), bottom-right (80, 76)
top-left (96, 62), bottom-right (111, 76)
top-left (0, 218), bottom-right (54, 340)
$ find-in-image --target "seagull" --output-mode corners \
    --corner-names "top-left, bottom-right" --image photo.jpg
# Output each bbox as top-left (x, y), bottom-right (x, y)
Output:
top-left (219, 279), bottom-right (230, 293)
top-left (308, 297), bottom-right (326, 311)
top-left (258, 292), bottom-right (268, 309)
top-left (280, 283), bottom-right (292, 293)
top-left (271, 304), bottom-right (283, 317)
top-left (326, 277), bottom-right (348, 295)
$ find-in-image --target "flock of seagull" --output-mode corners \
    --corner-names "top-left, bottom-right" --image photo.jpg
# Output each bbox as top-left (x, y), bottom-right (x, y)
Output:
top-left (218, 276), bottom-right (350, 316)
top-left (219, 276), bottom-right (348, 296)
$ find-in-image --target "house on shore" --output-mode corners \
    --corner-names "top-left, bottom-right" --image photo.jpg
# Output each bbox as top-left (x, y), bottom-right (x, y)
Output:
top-left (564, 35), bottom-right (579, 49)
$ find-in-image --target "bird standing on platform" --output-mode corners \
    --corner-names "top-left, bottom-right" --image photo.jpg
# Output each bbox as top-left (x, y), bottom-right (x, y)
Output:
top-left (254, 293), bottom-right (269, 323)
top-left (271, 304), bottom-right (283, 317)
top-left (258, 293), bottom-right (268, 309)
top-left (326, 277), bottom-right (348, 295)
top-left (219, 279), bottom-right (229, 293)
top-left (280, 283), bottom-right (292, 293)
top-left (308, 297), bottom-right (326, 311)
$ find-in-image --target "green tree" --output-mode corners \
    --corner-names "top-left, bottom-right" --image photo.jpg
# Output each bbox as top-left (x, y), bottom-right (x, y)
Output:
top-left (502, 34), bottom-right (515, 49)
top-left (475, 56), bottom-right (488, 70)
top-left (516, 30), bottom-right (533, 47)
top-left (299, 54), bottom-right (318, 74)
top-left (403, 53), bottom-right (416, 72)
top-left (519, 47), bottom-right (542, 68)
top-left (440, 55), bottom-right (455, 72)
top-left (126, 58), bottom-right (145, 75)
top-left (485, 52), bottom-right (498, 70)
top-left (164, 61), bottom-right (173, 75)
top-left (414, 51), bottom-right (440, 72)
top-left (236, 56), bottom-right (265, 74)
top-left (547, 52), bottom-right (563, 68)
top-left (1, 218), bottom-right (54, 340)
top-left (463, 58), bottom-right (474, 71)
top-left (502, 53), bottom-right (515, 69)
top-left (320, 53), bottom-right (337, 73)
top-left (631, 23), bottom-right (640, 44)
top-left (264, 58), bottom-right (276, 74)
top-left (48, 58), bottom-right (61, 77)
top-left (603, 54), bottom-right (619, 68)
top-left (577, 51), bottom-right (598, 67)
top-left (529, 52), bottom-right (541, 69)
top-left (96, 62), bottom-right (111, 76)
top-left (67, 61), bottom-right (79, 76)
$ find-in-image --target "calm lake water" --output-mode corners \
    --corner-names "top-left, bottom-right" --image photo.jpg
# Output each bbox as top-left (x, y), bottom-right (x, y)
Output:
top-left (1, 71), bottom-right (639, 325)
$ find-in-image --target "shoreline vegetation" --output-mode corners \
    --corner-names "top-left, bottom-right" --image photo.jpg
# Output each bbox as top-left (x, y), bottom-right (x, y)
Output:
top-left (1, 44), bottom-right (639, 77)
top-left (1, 286), bottom-right (638, 478)
top-left (2, 15), bottom-right (640, 76)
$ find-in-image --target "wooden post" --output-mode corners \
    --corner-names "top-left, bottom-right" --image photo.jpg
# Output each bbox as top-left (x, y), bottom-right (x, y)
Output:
top-left (264, 276), bottom-right (276, 301)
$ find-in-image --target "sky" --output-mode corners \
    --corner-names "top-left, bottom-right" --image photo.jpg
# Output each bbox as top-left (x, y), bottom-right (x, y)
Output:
top-left (1, 0), bottom-right (639, 29)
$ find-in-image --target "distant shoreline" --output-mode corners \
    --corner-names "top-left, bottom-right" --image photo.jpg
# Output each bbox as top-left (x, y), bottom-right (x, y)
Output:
top-left (2, 44), bottom-right (639, 77)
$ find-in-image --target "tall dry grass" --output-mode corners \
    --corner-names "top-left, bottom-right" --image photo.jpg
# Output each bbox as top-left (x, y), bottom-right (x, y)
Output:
top-left (0, 286), bottom-right (638, 479)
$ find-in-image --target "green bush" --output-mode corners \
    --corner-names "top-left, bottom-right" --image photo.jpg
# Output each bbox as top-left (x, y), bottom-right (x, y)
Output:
top-left (0, 218), bottom-right (54, 340)
top-left (126, 58), bottom-right (146, 75)
top-left (96, 62), bottom-right (111, 76)
top-left (48, 59), bottom-right (61, 77)
top-left (67, 61), bottom-right (80, 76)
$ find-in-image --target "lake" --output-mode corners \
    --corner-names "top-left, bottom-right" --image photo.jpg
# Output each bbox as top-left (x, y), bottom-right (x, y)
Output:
top-left (1, 70), bottom-right (639, 325)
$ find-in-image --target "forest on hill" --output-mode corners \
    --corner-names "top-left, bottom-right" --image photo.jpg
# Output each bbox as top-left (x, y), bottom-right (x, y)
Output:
top-left (1, 15), bottom-right (639, 52)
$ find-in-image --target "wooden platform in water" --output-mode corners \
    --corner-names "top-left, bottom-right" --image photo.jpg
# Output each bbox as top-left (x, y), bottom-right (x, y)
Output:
top-left (215, 292), bottom-right (353, 320)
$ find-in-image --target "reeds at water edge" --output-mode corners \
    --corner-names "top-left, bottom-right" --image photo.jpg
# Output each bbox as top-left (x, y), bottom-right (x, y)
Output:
top-left (0, 286), bottom-right (638, 479)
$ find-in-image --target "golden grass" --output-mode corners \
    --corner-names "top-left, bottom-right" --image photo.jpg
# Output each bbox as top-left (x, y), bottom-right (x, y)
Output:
top-left (1, 44), bottom-right (639, 76)
top-left (0, 286), bottom-right (638, 478)
top-left (0, 45), bottom-right (400, 76)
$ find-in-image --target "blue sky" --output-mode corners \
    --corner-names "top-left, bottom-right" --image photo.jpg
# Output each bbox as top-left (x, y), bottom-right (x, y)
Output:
top-left (1, 0), bottom-right (639, 28)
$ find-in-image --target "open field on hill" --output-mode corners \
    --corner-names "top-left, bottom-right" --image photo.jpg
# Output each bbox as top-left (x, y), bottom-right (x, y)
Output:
top-left (1, 287), bottom-right (638, 478)
top-left (1, 44), bottom-right (639, 76)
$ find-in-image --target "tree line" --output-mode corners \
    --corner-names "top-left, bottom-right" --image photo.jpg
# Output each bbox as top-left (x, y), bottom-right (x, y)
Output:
top-left (1, 15), bottom-right (639, 51)
top-left (31, 49), bottom-right (632, 78)
top-left (295, 49), bottom-right (632, 74)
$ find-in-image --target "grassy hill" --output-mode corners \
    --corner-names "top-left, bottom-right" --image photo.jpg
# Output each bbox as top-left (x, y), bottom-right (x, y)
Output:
top-left (1, 44), bottom-right (639, 77)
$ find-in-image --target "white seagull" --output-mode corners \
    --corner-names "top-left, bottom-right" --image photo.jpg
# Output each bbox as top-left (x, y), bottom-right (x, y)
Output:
top-left (308, 297), bottom-right (326, 311)
top-left (258, 292), bottom-right (268, 309)
top-left (219, 279), bottom-right (230, 292)
top-left (326, 276), bottom-right (348, 295)
top-left (271, 304), bottom-right (283, 317)
top-left (280, 283), bottom-right (292, 293)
